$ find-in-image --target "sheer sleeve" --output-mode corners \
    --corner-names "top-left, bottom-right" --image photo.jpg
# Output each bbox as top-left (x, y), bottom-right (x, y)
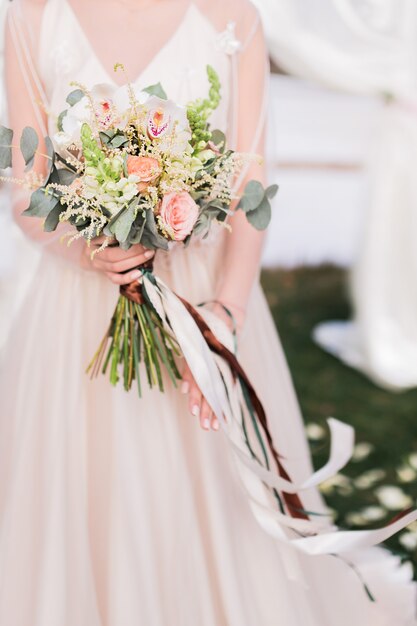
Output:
top-left (5, 0), bottom-right (86, 266)
top-left (215, 2), bottom-right (269, 330)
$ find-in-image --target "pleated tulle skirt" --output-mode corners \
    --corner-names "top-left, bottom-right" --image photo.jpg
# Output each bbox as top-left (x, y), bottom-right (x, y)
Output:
top-left (0, 240), bottom-right (415, 626)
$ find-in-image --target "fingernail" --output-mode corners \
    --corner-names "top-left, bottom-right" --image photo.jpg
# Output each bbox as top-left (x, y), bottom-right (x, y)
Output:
top-left (144, 250), bottom-right (154, 259)
top-left (212, 418), bottom-right (219, 431)
top-left (192, 405), bottom-right (200, 417)
top-left (203, 418), bottom-right (210, 430)
top-left (181, 381), bottom-right (189, 394)
top-left (131, 270), bottom-right (142, 280)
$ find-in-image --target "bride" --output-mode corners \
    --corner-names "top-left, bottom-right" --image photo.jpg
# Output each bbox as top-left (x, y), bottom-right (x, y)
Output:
top-left (1, 0), bottom-right (416, 624)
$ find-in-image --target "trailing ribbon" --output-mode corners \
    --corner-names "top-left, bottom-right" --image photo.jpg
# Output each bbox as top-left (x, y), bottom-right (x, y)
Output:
top-left (136, 273), bottom-right (417, 563)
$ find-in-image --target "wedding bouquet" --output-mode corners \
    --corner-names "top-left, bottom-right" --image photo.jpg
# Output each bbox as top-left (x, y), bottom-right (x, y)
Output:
top-left (2, 66), bottom-right (416, 585)
top-left (0, 65), bottom-right (276, 396)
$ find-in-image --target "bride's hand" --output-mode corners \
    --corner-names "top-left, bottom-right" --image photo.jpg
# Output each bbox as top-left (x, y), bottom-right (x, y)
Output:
top-left (180, 302), bottom-right (245, 432)
top-left (181, 363), bottom-right (219, 432)
top-left (83, 236), bottom-right (155, 285)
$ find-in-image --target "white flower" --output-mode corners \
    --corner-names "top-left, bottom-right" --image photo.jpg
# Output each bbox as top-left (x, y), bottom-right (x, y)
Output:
top-left (55, 83), bottom-right (148, 148)
top-left (60, 96), bottom-right (91, 147)
top-left (345, 512), bottom-right (366, 527)
top-left (352, 442), bottom-right (374, 462)
top-left (144, 96), bottom-right (191, 154)
top-left (399, 531), bottom-right (417, 551)
top-left (305, 422), bottom-right (326, 441)
top-left (397, 465), bottom-right (417, 483)
top-left (361, 506), bottom-right (386, 522)
top-left (54, 131), bottom-right (73, 149)
top-left (376, 486), bottom-right (412, 511)
top-left (354, 469), bottom-right (386, 490)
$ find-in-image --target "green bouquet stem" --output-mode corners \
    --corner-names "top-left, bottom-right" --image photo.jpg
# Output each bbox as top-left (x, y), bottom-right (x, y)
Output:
top-left (87, 262), bottom-right (182, 395)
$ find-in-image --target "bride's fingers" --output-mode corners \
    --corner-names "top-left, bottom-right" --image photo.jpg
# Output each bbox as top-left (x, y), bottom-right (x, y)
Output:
top-left (200, 399), bottom-right (214, 431)
top-left (91, 235), bottom-right (111, 247)
top-left (93, 250), bottom-right (154, 274)
top-left (95, 244), bottom-right (149, 263)
top-left (188, 384), bottom-right (202, 421)
top-left (181, 365), bottom-right (219, 432)
top-left (105, 267), bottom-right (144, 286)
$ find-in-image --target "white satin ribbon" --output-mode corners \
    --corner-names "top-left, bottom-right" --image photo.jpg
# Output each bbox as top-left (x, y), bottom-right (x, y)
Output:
top-left (142, 274), bottom-right (417, 564)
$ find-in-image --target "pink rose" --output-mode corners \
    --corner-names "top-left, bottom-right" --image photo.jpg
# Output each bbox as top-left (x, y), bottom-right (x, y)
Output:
top-left (159, 192), bottom-right (199, 241)
top-left (127, 156), bottom-right (162, 192)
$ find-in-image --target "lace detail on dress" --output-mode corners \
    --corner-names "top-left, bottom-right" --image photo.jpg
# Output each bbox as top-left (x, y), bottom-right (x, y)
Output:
top-left (216, 22), bottom-right (241, 56)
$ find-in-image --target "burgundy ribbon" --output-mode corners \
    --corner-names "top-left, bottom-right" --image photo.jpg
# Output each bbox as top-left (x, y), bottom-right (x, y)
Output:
top-left (120, 267), bottom-right (308, 521)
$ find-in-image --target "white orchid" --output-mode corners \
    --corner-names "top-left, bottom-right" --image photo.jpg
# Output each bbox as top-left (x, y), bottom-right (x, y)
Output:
top-left (144, 96), bottom-right (192, 154)
top-left (55, 83), bottom-right (149, 149)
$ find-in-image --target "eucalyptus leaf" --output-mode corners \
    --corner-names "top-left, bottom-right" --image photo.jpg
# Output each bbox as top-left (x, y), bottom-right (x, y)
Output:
top-left (143, 83), bottom-right (168, 100)
top-left (22, 188), bottom-right (59, 218)
top-left (57, 110), bottom-right (68, 133)
top-left (44, 203), bottom-right (63, 232)
top-left (246, 197), bottom-right (272, 231)
top-left (20, 127), bottom-right (39, 170)
top-left (141, 210), bottom-right (169, 250)
top-left (44, 136), bottom-right (55, 180)
top-left (99, 130), bottom-right (116, 146)
top-left (238, 180), bottom-right (265, 213)
top-left (56, 168), bottom-right (77, 186)
top-left (265, 184), bottom-right (279, 200)
top-left (128, 215), bottom-right (146, 245)
top-left (104, 206), bottom-right (128, 236)
top-left (203, 199), bottom-right (229, 212)
top-left (115, 200), bottom-right (138, 243)
top-left (109, 134), bottom-right (128, 149)
top-left (47, 165), bottom-right (76, 187)
top-left (210, 129), bottom-right (226, 152)
top-left (0, 126), bottom-right (13, 169)
top-left (66, 89), bottom-right (85, 107)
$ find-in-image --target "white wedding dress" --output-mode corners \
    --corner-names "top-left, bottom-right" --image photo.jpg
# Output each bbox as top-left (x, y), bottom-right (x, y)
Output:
top-left (0, 1), bottom-right (416, 625)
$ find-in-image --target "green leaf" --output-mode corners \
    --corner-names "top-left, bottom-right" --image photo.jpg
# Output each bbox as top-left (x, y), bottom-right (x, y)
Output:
top-left (141, 210), bottom-right (169, 250)
top-left (20, 127), bottom-right (39, 171)
top-left (66, 89), bottom-right (85, 107)
top-left (115, 199), bottom-right (138, 244)
top-left (109, 134), bottom-right (128, 149)
top-left (238, 180), bottom-right (265, 213)
top-left (57, 169), bottom-right (77, 186)
top-left (128, 215), bottom-right (146, 245)
top-left (143, 83), bottom-right (168, 100)
top-left (0, 125), bottom-right (13, 169)
top-left (57, 110), bottom-right (68, 133)
top-left (22, 188), bottom-right (59, 218)
top-left (246, 197), bottom-right (272, 231)
top-left (44, 136), bottom-right (55, 180)
top-left (265, 184), bottom-right (279, 200)
top-left (103, 206), bottom-right (127, 236)
top-left (210, 129), bottom-right (226, 152)
top-left (44, 203), bottom-right (63, 232)
top-left (99, 130), bottom-right (116, 146)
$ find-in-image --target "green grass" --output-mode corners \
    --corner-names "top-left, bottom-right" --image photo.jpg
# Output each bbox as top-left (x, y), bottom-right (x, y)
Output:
top-left (261, 265), bottom-right (417, 565)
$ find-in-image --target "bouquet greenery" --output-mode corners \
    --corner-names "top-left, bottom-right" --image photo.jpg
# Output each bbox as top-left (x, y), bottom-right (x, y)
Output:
top-left (0, 66), bottom-right (276, 395)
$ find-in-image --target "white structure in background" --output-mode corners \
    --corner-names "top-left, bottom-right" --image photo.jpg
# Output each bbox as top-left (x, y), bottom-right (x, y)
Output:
top-left (264, 75), bottom-right (381, 267)
top-left (256, 0), bottom-right (417, 391)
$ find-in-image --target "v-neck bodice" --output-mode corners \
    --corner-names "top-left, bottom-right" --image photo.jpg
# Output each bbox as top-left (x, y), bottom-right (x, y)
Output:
top-left (38, 0), bottom-right (232, 136)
